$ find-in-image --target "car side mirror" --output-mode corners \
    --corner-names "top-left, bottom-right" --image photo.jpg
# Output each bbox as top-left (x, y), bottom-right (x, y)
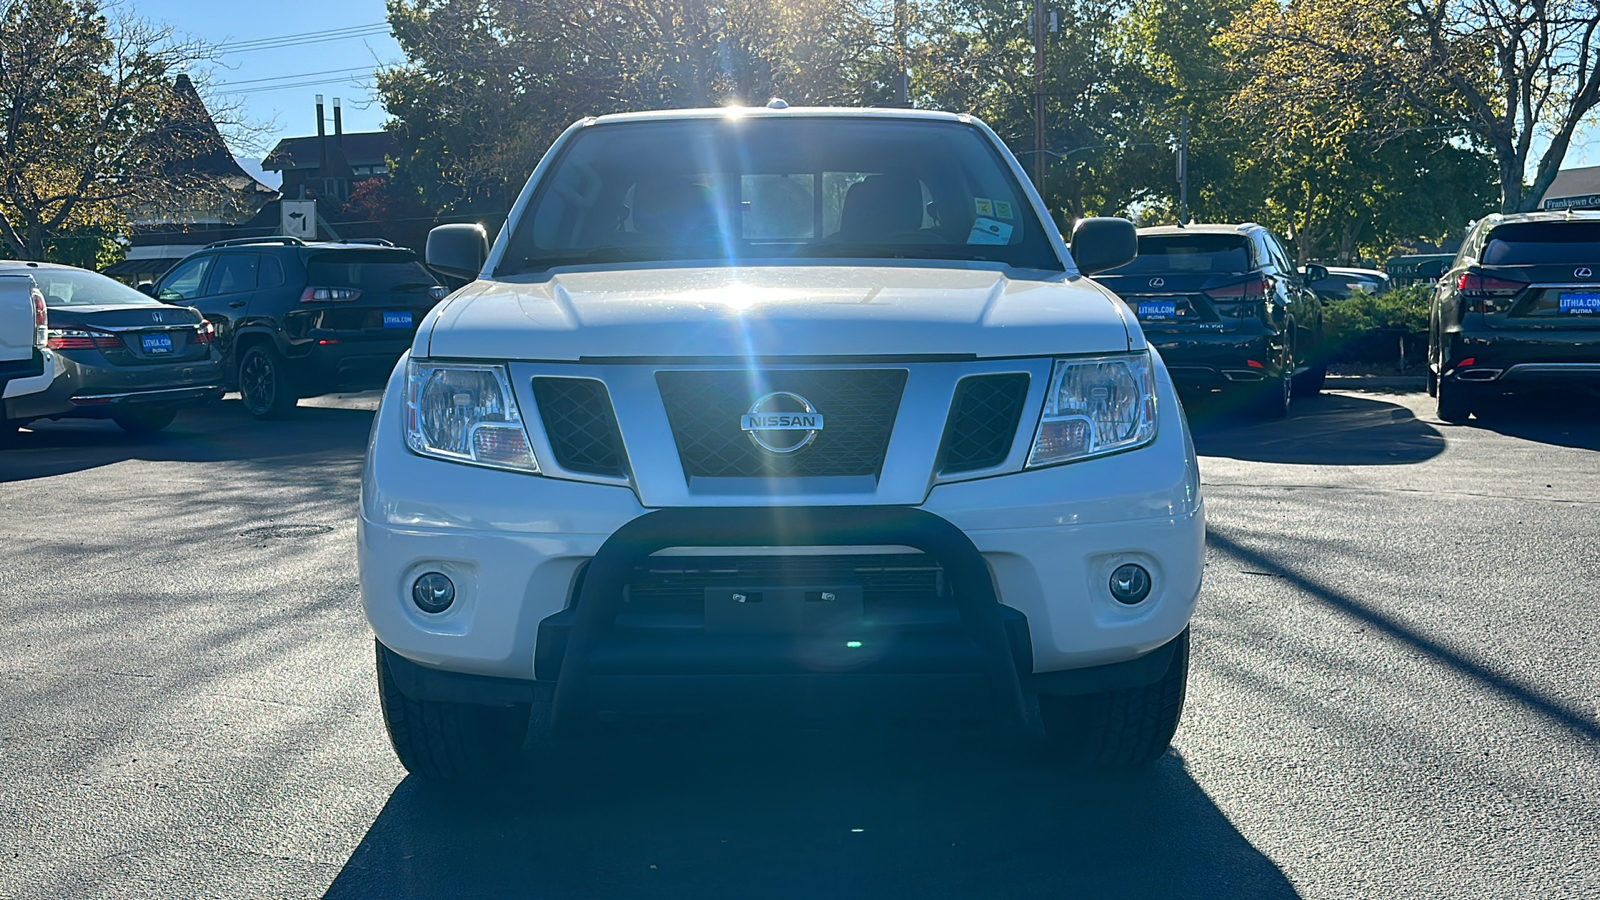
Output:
top-left (1069, 217), bottom-right (1138, 275)
top-left (137, 282), bottom-right (157, 297)
top-left (1301, 264), bottom-right (1329, 284)
top-left (426, 223), bottom-right (490, 281)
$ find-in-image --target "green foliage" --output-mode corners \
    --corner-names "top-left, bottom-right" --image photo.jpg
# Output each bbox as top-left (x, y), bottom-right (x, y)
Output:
top-left (1322, 285), bottom-right (1432, 364)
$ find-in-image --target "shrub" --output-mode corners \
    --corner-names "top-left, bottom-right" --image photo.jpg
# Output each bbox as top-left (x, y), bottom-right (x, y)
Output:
top-left (1320, 284), bottom-right (1432, 367)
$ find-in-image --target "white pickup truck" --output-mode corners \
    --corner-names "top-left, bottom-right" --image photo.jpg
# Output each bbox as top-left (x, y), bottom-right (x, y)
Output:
top-left (0, 273), bottom-right (53, 438)
top-left (359, 105), bottom-right (1205, 782)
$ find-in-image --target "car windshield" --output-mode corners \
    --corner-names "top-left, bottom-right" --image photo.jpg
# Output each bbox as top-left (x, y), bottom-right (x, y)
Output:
top-left (1108, 234), bottom-right (1252, 275)
top-left (1483, 221), bottom-right (1600, 265)
top-left (21, 266), bottom-right (159, 308)
top-left (500, 116), bottom-right (1063, 273)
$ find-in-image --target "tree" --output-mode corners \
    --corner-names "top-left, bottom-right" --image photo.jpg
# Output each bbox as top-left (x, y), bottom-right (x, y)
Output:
top-left (0, 0), bottom-right (215, 260)
top-left (1225, 0), bottom-right (1600, 213)
top-left (378, 0), bottom-right (889, 220)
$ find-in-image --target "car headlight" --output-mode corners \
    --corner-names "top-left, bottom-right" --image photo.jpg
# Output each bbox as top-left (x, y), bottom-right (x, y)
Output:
top-left (1027, 352), bottom-right (1158, 467)
top-left (404, 361), bottom-right (540, 473)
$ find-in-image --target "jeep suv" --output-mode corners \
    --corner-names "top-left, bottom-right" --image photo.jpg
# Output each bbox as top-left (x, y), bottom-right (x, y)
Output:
top-left (1429, 211), bottom-right (1600, 422)
top-left (1093, 224), bottom-right (1327, 417)
top-left (151, 238), bottom-right (446, 418)
top-left (359, 106), bottom-right (1205, 781)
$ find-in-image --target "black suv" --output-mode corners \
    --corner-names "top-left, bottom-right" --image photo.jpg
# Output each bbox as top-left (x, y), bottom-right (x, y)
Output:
top-left (1429, 211), bottom-right (1600, 422)
top-left (149, 238), bottom-right (446, 417)
top-left (1092, 224), bottom-right (1328, 417)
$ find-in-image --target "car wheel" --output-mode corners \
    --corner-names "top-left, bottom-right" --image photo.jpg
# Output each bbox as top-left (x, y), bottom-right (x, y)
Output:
top-left (1426, 368), bottom-right (1439, 398)
top-left (1292, 362), bottom-right (1327, 396)
top-left (375, 641), bottom-right (533, 782)
top-left (111, 406), bottom-right (177, 434)
top-left (1436, 378), bottom-right (1473, 423)
top-left (1252, 373), bottom-right (1291, 418)
top-left (238, 344), bottom-right (298, 419)
top-left (1037, 628), bottom-right (1189, 766)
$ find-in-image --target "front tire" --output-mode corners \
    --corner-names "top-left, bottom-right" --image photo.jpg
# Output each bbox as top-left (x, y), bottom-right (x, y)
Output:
top-left (1038, 629), bottom-right (1190, 765)
top-left (375, 642), bottom-right (532, 782)
top-left (1292, 363), bottom-right (1327, 396)
top-left (112, 406), bottom-right (176, 434)
top-left (1252, 373), bottom-right (1291, 418)
top-left (238, 344), bottom-right (298, 419)
top-left (1436, 378), bottom-right (1473, 423)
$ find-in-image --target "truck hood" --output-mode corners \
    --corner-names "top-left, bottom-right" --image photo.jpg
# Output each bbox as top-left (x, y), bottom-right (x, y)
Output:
top-left (423, 265), bottom-right (1137, 361)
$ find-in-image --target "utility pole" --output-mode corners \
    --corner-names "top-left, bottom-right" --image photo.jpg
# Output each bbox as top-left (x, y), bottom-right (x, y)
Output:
top-left (1032, 0), bottom-right (1047, 193)
top-left (894, 0), bottom-right (909, 107)
top-left (1177, 110), bottom-right (1189, 225)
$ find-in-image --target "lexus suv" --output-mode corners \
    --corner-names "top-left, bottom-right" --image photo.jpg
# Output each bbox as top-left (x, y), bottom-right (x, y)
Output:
top-left (1429, 211), bottom-right (1600, 422)
top-left (150, 238), bottom-right (446, 418)
top-left (359, 106), bottom-right (1205, 781)
top-left (1093, 224), bottom-right (1327, 417)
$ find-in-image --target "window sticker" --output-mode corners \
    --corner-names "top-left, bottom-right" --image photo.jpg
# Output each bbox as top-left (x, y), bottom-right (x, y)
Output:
top-left (974, 197), bottom-right (994, 217)
top-left (967, 217), bottom-right (1014, 245)
top-left (993, 200), bottom-right (1014, 220)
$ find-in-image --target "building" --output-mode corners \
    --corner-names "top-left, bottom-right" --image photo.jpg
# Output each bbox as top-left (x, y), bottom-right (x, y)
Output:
top-left (262, 97), bottom-right (398, 205)
top-left (103, 74), bottom-right (280, 283)
top-left (1540, 165), bottom-right (1600, 211)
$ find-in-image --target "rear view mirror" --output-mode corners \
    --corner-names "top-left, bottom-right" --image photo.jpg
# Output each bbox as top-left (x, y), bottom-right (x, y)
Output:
top-left (1070, 217), bottom-right (1138, 275)
top-left (426, 223), bottom-right (490, 281)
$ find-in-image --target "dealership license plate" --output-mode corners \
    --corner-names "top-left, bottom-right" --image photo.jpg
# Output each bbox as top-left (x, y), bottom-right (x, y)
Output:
top-left (382, 311), bottom-right (413, 329)
top-left (1559, 293), bottom-right (1600, 314)
top-left (1138, 301), bottom-right (1178, 321)
top-left (141, 334), bottom-right (173, 354)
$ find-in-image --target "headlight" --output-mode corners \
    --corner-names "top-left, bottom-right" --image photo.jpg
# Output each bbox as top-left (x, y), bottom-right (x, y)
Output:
top-left (404, 361), bottom-right (540, 473)
top-left (1027, 352), bottom-right (1158, 467)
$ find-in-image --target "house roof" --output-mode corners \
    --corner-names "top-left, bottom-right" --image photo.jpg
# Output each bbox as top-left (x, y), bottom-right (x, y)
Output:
top-left (1541, 165), bottom-right (1600, 208)
top-left (262, 131), bottom-right (398, 171)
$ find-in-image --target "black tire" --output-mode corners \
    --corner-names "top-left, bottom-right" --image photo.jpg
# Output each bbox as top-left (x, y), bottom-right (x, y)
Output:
top-left (1426, 367), bottom-right (1438, 398)
top-left (1436, 378), bottom-right (1473, 423)
top-left (111, 406), bottom-right (176, 434)
top-left (375, 642), bottom-right (532, 782)
top-left (237, 344), bottom-right (298, 419)
top-left (1252, 373), bottom-right (1291, 418)
top-left (1038, 628), bottom-right (1190, 765)
top-left (1292, 363), bottom-right (1327, 397)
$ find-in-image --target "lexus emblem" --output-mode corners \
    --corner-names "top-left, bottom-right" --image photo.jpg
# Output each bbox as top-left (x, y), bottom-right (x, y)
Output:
top-left (1149, 277), bottom-right (1165, 288)
top-left (1577, 267), bottom-right (1594, 279)
top-left (740, 392), bottom-right (824, 454)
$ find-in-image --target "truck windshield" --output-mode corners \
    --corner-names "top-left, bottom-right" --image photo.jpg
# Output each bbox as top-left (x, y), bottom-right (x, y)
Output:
top-left (500, 116), bottom-right (1063, 273)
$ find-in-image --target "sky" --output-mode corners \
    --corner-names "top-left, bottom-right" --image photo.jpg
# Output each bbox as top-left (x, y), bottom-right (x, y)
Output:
top-left (129, 0), bottom-right (1600, 194)
top-left (132, 0), bottom-right (404, 189)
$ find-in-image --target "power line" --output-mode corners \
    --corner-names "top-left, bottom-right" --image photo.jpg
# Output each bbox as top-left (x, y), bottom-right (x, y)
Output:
top-left (214, 66), bottom-right (380, 88)
top-left (212, 23), bottom-right (391, 55)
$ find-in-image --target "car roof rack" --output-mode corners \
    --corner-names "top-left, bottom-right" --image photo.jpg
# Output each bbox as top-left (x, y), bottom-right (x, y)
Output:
top-left (334, 238), bottom-right (397, 247)
top-left (203, 236), bottom-right (307, 250)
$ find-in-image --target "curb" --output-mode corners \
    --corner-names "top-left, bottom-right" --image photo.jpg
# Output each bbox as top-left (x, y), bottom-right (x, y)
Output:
top-left (1325, 375), bottom-right (1428, 391)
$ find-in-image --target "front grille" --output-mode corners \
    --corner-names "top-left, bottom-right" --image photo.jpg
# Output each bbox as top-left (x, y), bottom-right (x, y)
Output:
top-left (657, 369), bottom-right (906, 479)
top-left (530, 377), bottom-right (628, 477)
top-left (939, 373), bottom-right (1030, 473)
top-left (622, 553), bottom-right (948, 627)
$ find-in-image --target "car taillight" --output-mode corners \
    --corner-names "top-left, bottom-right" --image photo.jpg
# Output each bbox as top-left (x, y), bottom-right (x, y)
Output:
top-left (47, 329), bottom-right (120, 351)
top-left (1205, 276), bottom-right (1269, 318)
top-left (195, 321), bottom-right (216, 344)
top-left (31, 289), bottom-right (46, 350)
top-left (300, 287), bottom-right (361, 303)
top-left (1458, 272), bottom-right (1523, 313)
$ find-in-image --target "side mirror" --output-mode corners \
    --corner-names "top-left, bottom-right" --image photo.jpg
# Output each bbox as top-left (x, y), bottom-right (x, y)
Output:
top-left (1070, 217), bottom-right (1138, 275)
top-left (137, 282), bottom-right (157, 297)
top-left (426, 223), bottom-right (490, 281)
top-left (1301, 264), bottom-right (1329, 284)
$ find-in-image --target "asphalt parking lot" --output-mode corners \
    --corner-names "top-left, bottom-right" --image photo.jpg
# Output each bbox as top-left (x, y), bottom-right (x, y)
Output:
top-left (1, 386), bottom-right (1597, 899)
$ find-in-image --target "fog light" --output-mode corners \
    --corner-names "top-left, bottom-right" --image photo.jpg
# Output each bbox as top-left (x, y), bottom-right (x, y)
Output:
top-left (1109, 564), bottom-right (1152, 605)
top-left (412, 572), bottom-right (456, 614)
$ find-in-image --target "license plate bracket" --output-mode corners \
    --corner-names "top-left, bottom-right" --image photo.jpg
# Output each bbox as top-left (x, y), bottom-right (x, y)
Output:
top-left (141, 333), bottom-right (173, 354)
top-left (382, 311), bottom-right (413, 329)
top-left (702, 585), bottom-right (864, 633)
top-left (1138, 300), bottom-right (1177, 321)
top-left (1558, 293), bottom-right (1600, 315)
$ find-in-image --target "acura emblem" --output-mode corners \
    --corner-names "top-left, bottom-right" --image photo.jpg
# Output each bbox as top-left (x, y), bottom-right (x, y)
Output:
top-left (1149, 277), bottom-right (1165, 288)
top-left (740, 392), bottom-right (824, 454)
top-left (1577, 267), bottom-right (1594, 279)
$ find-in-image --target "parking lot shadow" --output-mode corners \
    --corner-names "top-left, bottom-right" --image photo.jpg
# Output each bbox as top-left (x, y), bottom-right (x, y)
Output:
top-left (0, 400), bottom-right (373, 482)
top-left (323, 735), bottom-right (1297, 900)
top-left (1467, 393), bottom-right (1600, 451)
top-left (1189, 392), bottom-right (1444, 465)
